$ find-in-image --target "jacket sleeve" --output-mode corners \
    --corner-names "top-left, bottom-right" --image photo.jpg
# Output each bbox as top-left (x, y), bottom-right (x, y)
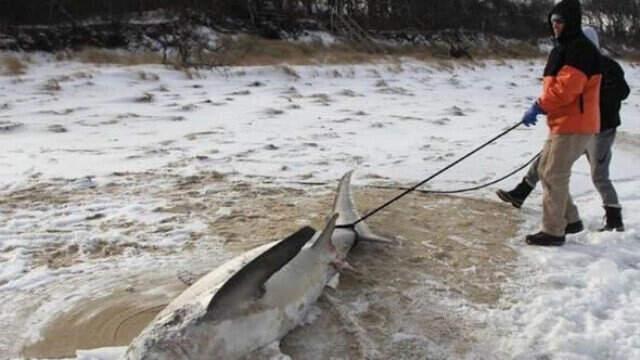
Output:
top-left (538, 65), bottom-right (587, 113)
top-left (615, 62), bottom-right (631, 101)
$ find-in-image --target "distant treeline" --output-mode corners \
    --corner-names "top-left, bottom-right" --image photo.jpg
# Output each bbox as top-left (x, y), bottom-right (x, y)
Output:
top-left (1, 0), bottom-right (639, 44)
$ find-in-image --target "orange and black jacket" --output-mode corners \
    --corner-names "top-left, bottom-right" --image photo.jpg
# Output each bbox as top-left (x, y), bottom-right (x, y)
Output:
top-left (538, 0), bottom-right (602, 134)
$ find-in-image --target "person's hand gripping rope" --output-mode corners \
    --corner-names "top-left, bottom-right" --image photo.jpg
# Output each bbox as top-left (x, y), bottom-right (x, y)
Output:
top-left (522, 101), bottom-right (545, 126)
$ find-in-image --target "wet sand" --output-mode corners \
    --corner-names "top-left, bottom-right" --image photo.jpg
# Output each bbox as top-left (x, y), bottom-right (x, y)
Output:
top-left (19, 177), bottom-right (521, 359)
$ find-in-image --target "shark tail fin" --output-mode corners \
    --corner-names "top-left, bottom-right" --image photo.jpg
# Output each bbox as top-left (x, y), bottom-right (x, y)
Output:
top-left (353, 219), bottom-right (396, 244)
top-left (334, 170), bottom-right (395, 244)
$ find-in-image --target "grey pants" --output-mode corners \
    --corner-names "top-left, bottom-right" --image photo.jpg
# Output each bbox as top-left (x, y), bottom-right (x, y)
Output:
top-left (524, 128), bottom-right (620, 207)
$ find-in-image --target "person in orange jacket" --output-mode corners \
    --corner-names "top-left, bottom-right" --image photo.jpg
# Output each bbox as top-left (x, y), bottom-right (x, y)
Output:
top-left (497, 26), bottom-right (629, 233)
top-left (517, 0), bottom-right (602, 246)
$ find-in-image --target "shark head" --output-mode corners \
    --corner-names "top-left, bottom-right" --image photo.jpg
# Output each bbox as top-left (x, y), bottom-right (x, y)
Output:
top-left (124, 304), bottom-right (205, 360)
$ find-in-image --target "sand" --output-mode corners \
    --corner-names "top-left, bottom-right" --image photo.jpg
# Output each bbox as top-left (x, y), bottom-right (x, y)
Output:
top-left (17, 176), bottom-right (521, 359)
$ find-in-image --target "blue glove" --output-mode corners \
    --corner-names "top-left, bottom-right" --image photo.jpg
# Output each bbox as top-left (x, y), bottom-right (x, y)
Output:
top-left (522, 102), bottom-right (545, 127)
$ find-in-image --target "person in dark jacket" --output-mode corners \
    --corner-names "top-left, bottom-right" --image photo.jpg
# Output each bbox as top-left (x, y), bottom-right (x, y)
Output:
top-left (496, 25), bottom-right (629, 233)
top-left (508, 0), bottom-right (602, 246)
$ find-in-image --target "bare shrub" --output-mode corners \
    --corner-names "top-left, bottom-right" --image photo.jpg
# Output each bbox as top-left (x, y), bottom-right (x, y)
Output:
top-left (176, 66), bottom-right (204, 80)
top-left (43, 79), bottom-right (62, 92)
top-left (279, 65), bottom-right (300, 79)
top-left (1, 55), bottom-right (28, 75)
top-left (201, 35), bottom-right (363, 66)
top-left (137, 71), bottom-right (160, 81)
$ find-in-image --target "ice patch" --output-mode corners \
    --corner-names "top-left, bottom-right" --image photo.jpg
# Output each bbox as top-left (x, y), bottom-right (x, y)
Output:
top-left (76, 346), bottom-right (127, 360)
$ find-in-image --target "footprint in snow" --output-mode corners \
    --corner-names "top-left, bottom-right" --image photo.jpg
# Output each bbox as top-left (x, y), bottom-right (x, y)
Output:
top-left (134, 92), bottom-right (154, 103)
top-left (228, 90), bottom-right (251, 96)
top-left (445, 106), bottom-right (466, 116)
top-left (375, 79), bottom-right (388, 88)
top-left (47, 124), bottom-right (68, 133)
top-left (332, 117), bottom-right (356, 123)
top-left (309, 93), bottom-right (331, 105)
top-left (0, 121), bottom-right (24, 132)
top-left (337, 89), bottom-right (361, 97)
top-left (264, 108), bottom-right (285, 116)
top-left (181, 104), bottom-right (198, 111)
top-left (430, 118), bottom-right (450, 125)
top-left (376, 86), bottom-right (414, 96)
top-left (281, 87), bottom-right (302, 98)
top-left (391, 115), bottom-right (422, 121)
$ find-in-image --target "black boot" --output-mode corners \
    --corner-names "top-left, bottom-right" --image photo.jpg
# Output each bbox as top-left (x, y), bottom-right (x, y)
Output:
top-left (599, 206), bottom-right (625, 232)
top-left (496, 180), bottom-right (533, 209)
top-left (525, 231), bottom-right (565, 246)
top-left (565, 220), bottom-right (584, 234)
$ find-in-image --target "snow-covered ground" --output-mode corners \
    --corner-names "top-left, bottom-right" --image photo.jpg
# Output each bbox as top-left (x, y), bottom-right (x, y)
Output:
top-left (1, 55), bottom-right (639, 359)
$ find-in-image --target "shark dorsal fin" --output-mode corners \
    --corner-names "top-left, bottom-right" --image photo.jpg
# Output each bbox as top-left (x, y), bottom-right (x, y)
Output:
top-left (204, 226), bottom-right (317, 321)
top-left (333, 171), bottom-right (357, 226)
top-left (311, 213), bottom-right (339, 251)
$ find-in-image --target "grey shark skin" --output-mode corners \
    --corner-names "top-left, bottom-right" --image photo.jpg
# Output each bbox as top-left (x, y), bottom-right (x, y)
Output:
top-left (123, 171), bottom-right (378, 360)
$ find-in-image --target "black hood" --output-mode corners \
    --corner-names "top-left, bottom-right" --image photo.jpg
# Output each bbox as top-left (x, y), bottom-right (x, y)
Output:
top-left (548, 0), bottom-right (582, 44)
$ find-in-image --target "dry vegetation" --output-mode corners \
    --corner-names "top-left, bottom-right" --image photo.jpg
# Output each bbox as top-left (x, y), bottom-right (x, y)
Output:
top-left (65, 48), bottom-right (164, 65)
top-left (45, 35), bottom-right (548, 69)
top-left (1, 55), bottom-right (28, 75)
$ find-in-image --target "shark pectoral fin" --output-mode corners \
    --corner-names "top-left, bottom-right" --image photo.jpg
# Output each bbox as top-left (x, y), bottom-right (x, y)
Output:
top-left (332, 260), bottom-right (364, 277)
top-left (205, 226), bottom-right (317, 321)
top-left (331, 259), bottom-right (355, 272)
top-left (327, 273), bottom-right (340, 289)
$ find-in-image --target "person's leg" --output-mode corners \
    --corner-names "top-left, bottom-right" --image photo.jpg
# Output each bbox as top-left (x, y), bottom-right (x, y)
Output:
top-left (541, 140), bottom-right (580, 233)
top-left (585, 128), bottom-right (624, 231)
top-left (496, 156), bottom-right (539, 208)
top-left (528, 134), bottom-right (592, 245)
top-left (586, 128), bottom-right (620, 206)
top-left (524, 155), bottom-right (541, 187)
top-left (525, 139), bottom-right (564, 245)
top-left (541, 134), bottom-right (592, 236)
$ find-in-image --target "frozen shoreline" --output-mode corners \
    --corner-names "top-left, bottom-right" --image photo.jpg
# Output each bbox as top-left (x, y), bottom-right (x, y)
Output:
top-left (1, 57), bottom-right (639, 359)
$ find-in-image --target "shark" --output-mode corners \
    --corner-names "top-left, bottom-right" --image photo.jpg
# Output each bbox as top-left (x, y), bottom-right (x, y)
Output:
top-left (123, 170), bottom-right (387, 360)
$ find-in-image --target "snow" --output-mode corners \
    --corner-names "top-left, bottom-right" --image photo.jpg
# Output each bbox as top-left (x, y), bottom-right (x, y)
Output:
top-left (76, 346), bottom-right (126, 360)
top-left (1, 53), bottom-right (640, 359)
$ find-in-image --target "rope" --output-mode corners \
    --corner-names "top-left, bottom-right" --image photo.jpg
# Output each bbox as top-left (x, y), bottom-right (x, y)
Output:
top-left (348, 120), bottom-right (525, 227)
top-left (371, 151), bottom-right (540, 195)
